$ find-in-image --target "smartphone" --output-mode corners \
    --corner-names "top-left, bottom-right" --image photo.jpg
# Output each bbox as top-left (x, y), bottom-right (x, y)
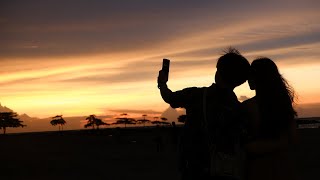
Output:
top-left (158, 59), bottom-right (170, 89)
top-left (162, 58), bottom-right (170, 74)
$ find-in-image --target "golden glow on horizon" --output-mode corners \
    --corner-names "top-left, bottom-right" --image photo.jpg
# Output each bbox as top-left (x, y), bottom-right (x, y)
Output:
top-left (281, 64), bottom-right (320, 104)
top-left (1, 44), bottom-right (320, 118)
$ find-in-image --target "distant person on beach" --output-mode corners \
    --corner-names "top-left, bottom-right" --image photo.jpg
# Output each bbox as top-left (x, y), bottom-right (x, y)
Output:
top-left (241, 58), bottom-right (298, 180)
top-left (158, 47), bottom-right (250, 180)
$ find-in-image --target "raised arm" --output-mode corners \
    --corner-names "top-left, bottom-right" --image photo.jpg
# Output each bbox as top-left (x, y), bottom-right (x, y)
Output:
top-left (158, 70), bottom-right (173, 104)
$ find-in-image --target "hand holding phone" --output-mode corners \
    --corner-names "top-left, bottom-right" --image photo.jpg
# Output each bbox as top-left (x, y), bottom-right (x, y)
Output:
top-left (162, 58), bottom-right (170, 76)
top-left (158, 59), bottom-right (170, 88)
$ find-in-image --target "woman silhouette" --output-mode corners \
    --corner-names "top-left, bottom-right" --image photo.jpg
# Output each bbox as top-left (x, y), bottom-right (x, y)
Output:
top-left (242, 58), bottom-right (298, 180)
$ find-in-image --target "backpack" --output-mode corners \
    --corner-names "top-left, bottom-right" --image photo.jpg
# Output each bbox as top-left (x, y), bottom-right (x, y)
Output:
top-left (202, 88), bottom-right (246, 180)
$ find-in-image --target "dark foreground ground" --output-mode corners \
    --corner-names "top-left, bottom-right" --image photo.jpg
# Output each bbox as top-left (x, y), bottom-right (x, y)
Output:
top-left (0, 127), bottom-right (319, 180)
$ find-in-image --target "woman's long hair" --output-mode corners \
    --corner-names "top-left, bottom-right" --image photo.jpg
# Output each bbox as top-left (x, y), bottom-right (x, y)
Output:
top-left (250, 58), bottom-right (297, 138)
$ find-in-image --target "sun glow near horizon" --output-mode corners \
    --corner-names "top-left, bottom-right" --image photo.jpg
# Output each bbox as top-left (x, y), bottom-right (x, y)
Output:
top-left (1, 55), bottom-right (319, 118)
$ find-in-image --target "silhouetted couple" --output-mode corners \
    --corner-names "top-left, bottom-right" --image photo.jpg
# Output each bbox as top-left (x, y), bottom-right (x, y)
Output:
top-left (157, 48), bottom-right (297, 180)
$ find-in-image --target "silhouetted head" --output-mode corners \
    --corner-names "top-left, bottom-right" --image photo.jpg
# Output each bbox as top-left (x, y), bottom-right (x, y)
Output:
top-left (249, 57), bottom-right (297, 138)
top-left (248, 58), bottom-right (280, 90)
top-left (249, 57), bottom-right (295, 98)
top-left (215, 47), bottom-right (250, 89)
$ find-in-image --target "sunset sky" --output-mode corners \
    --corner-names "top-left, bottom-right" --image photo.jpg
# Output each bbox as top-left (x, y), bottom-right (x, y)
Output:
top-left (0, 0), bottom-right (320, 118)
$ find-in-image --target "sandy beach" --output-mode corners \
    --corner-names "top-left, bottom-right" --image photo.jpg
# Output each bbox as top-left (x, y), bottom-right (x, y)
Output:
top-left (0, 127), bottom-right (319, 180)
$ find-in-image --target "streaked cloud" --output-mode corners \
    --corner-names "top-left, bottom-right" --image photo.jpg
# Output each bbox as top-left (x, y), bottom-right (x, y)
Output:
top-left (0, 0), bottom-right (320, 118)
top-left (108, 109), bottom-right (163, 116)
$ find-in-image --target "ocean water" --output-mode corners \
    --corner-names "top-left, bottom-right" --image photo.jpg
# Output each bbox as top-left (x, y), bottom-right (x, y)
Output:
top-left (298, 123), bottom-right (320, 129)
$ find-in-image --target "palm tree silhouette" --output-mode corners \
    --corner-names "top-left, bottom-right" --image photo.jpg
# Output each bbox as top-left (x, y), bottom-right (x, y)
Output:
top-left (0, 112), bottom-right (25, 134)
top-left (95, 118), bottom-right (109, 129)
top-left (115, 113), bottom-right (136, 128)
top-left (84, 114), bottom-right (109, 129)
top-left (151, 116), bottom-right (160, 126)
top-left (137, 114), bottom-right (150, 127)
top-left (85, 114), bottom-right (97, 129)
top-left (151, 117), bottom-right (170, 126)
top-left (50, 115), bottom-right (66, 131)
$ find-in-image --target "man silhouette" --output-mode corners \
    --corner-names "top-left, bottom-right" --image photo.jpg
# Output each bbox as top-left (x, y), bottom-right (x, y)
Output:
top-left (158, 48), bottom-right (250, 180)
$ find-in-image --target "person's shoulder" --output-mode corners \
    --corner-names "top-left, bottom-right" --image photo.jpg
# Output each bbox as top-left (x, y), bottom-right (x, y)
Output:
top-left (178, 86), bottom-right (208, 98)
top-left (172, 87), bottom-right (201, 99)
top-left (206, 83), bottom-right (218, 92)
top-left (182, 86), bottom-right (205, 93)
top-left (183, 87), bottom-right (199, 91)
